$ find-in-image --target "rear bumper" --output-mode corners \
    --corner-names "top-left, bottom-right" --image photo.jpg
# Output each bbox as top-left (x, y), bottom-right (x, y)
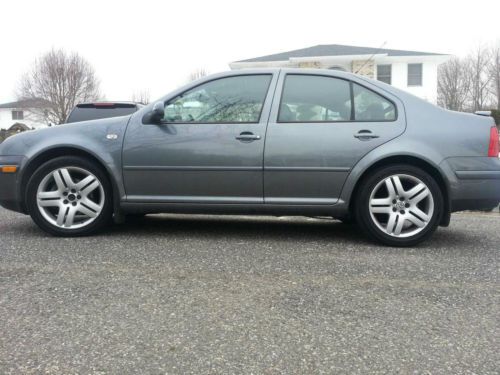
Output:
top-left (441, 157), bottom-right (500, 212)
top-left (0, 155), bottom-right (26, 213)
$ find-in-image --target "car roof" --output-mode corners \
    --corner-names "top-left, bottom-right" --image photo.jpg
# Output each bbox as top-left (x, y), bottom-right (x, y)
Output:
top-left (75, 102), bottom-right (144, 108)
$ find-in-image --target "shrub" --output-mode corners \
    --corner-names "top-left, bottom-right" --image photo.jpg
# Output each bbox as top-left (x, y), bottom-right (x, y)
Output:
top-left (490, 109), bottom-right (500, 127)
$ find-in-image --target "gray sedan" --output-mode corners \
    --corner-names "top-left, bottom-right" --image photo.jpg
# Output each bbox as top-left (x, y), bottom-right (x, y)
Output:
top-left (0, 69), bottom-right (499, 246)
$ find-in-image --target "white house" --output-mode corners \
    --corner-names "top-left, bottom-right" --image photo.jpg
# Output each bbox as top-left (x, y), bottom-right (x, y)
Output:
top-left (0, 99), bottom-right (50, 130)
top-left (230, 44), bottom-right (451, 104)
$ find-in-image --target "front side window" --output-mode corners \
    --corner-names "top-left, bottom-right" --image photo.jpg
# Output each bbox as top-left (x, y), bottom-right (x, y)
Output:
top-left (163, 75), bottom-right (271, 123)
top-left (353, 83), bottom-right (396, 121)
top-left (11, 110), bottom-right (24, 120)
top-left (408, 63), bottom-right (423, 86)
top-left (278, 75), bottom-right (352, 122)
top-left (377, 64), bottom-right (392, 84)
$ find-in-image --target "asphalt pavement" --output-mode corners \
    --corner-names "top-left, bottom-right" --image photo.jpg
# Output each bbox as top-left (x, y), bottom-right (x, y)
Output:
top-left (0, 207), bottom-right (499, 374)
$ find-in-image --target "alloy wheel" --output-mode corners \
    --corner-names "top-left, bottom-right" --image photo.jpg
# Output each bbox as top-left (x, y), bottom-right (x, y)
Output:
top-left (36, 167), bottom-right (105, 229)
top-left (368, 174), bottom-right (434, 238)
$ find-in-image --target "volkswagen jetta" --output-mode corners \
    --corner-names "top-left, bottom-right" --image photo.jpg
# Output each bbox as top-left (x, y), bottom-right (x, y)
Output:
top-left (1, 69), bottom-right (499, 246)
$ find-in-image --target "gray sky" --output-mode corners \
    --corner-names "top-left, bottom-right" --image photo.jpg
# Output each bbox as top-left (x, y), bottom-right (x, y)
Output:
top-left (1, 0), bottom-right (499, 103)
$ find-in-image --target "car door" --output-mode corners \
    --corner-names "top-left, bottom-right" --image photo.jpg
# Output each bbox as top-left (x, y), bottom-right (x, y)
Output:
top-left (264, 72), bottom-right (405, 205)
top-left (122, 73), bottom-right (277, 203)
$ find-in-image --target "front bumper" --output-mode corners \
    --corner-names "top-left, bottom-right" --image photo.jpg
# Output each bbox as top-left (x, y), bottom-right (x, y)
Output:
top-left (441, 157), bottom-right (500, 212)
top-left (0, 155), bottom-right (26, 213)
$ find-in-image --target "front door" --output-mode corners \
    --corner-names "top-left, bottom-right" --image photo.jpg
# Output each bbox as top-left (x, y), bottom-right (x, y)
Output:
top-left (122, 73), bottom-right (276, 204)
top-left (264, 72), bottom-right (405, 205)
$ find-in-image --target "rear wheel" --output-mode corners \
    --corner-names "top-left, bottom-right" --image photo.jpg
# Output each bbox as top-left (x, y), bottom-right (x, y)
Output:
top-left (26, 156), bottom-right (113, 236)
top-left (355, 165), bottom-right (443, 246)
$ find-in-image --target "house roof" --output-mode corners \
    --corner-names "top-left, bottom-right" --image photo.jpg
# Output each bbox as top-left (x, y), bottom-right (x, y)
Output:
top-left (8, 122), bottom-right (31, 131)
top-left (235, 44), bottom-right (447, 63)
top-left (0, 98), bottom-right (51, 109)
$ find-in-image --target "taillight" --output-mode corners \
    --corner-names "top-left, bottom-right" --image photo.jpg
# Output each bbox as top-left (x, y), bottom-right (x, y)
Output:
top-left (488, 126), bottom-right (500, 157)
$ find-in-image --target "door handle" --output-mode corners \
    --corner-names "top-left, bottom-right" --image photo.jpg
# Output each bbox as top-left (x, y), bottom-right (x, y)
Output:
top-left (236, 132), bottom-right (261, 142)
top-left (354, 130), bottom-right (380, 140)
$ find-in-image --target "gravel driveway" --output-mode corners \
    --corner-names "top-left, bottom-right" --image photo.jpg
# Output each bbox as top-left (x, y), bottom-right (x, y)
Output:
top-left (0, 208), bottom-right (498, 374)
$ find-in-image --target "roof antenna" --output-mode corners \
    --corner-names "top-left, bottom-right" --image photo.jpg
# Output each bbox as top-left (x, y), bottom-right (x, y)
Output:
top-left (354, 41), bottom-right (387, 74)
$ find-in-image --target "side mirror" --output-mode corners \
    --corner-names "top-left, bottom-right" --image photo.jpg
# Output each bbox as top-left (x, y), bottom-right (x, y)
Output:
top-left (142, 101), bottom-right (165, 124)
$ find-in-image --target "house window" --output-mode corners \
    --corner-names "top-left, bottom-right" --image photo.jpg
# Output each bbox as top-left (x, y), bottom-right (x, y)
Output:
top-left (408, 63), bottom-right (423, 86)
top-left (12, 110), bottom-right (24, 120)
top-left (377, 64), bottom-right (392, 84)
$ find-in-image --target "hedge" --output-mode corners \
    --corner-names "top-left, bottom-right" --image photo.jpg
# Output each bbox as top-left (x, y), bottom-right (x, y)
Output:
top-left (489, 109), bottom-right (500, 127)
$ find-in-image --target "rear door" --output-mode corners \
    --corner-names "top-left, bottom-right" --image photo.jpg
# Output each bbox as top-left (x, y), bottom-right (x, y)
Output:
top-left (122, 73), bottom-right (278, 203)
top-left (264, 72), bottom-right (405, 204)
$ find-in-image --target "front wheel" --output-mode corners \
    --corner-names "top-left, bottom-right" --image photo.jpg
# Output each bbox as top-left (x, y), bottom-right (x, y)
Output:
top-left (355, 165), bottom-right (444, 247)
top-left (26, 156), bottom-right (113, 236)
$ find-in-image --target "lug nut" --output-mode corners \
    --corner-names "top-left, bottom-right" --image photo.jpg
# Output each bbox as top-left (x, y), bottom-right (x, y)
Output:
top-left (392, 207), bottom-right (397, 212)
top-left (63, 200), bottom-right (69, 204)
top-left (400, 197), bottom-right (405, 201)
top-left (77, 195), bottom-right (81, 199)
top-left (400, 210), bottom-right (405, 214)
top-left (392, 199), bottom-right (397, 204)
top-left (72, 202), bottom-right (77, 206)
top-left (405, 203), bottom-right (410, 208)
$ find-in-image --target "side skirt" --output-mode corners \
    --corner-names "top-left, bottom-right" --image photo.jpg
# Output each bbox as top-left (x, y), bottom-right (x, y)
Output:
top-left (121, 202), bottom-right (348, 218)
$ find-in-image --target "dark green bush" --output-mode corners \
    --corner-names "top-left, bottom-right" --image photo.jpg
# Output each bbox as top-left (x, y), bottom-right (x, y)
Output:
top-left (490, 109), bottom-right (500, 127)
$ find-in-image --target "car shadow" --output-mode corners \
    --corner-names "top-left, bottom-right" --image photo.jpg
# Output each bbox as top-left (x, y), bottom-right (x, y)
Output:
top-left (8, 212), bottom-right (479, 251)
top-left (104, 214), bottom-right (477, 250)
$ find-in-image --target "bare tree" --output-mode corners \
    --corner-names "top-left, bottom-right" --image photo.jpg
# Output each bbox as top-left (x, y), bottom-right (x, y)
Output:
top-left (132, 89), bottom-right (151, 105)
top-left (488, 42), bottom-right (500, 110)
top-left (437, 57), bottom-right (471, 111)
top-left (17, 48), bottom-right (101, 125)
top-left (188, 68), bottom-right (209, 82)
top-left (466, 46), bottom-right (493, 111)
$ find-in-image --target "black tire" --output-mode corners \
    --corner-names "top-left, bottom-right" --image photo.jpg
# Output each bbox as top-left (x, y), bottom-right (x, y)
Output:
top-left (355, 164), bottom-right (444, 247)
top-left (26, 156), bottom-right (113, 237)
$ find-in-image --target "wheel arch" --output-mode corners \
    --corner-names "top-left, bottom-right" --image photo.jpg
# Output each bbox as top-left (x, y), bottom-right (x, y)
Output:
top-left (348, 155), bottom-right (451, 226)
top-left (20, 146), bottom-right (121, 216)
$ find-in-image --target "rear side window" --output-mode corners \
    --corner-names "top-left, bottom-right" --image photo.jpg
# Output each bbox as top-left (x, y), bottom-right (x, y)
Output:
top-left (278, 74), bottom-right (396, 123)
top-left (278, 75), bottom-right (351, 122)
top-left (163, 75), bottom-right (272, 123)
top-left (67, 105), bottom-right (138, 123)
top-left (352, 83), bottom-right (396, 121)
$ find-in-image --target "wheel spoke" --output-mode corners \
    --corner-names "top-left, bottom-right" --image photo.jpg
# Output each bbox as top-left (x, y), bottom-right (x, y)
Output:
top-left (77, 204), bottom-right (98, 219)
top-left (410, 207), bottom-right (430, 222)
top-left (59, 168), bottom-right (74, 188)
top-left (371, 198), bottom-right (392, 206)
top-left (384, 178), bottom-right (397, 199)
top-left (406, 214), bottom-right (425, 228)
top-left (56, 206), bottom-right (67, 226)
top-left (370, 206), bottom-right (392, 214)
top-left (391, 176), bottom-right (405, 196)
top-left (393, 216), bottom-right (405, 235)
top-left (53, 171), bottom-right (66, 191)
top-left (386, 213), bottom-right (397, 234)
top-left (64, 207), bottom-right (77, 228)
top-left (405, 183), bottom-right (425, 200)
top-left (38, 199), bottom-right (61, 207)
top-left (75, 175), bottom-right (96, 191)
top-left (410, 188), bottom-right (430, 204)
top-left (38, 191), bottom-right (61, 199)
top-left (81, 180), bottom-right (100, 196)
top-left (80, 198), bottom-right (101, 213)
